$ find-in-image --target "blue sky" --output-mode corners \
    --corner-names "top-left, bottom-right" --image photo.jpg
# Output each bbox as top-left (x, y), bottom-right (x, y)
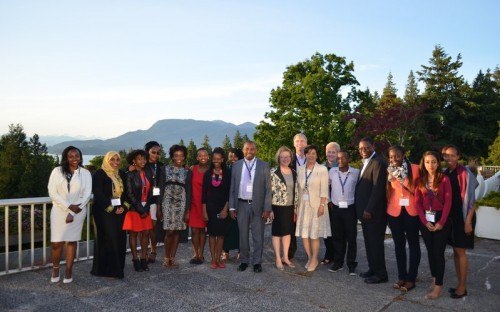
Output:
top-left (1, 0), bottom-right (498, 139)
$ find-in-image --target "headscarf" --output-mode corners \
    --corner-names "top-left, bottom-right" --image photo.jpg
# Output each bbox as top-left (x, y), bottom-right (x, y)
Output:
top-left (102, 151), bottom-right (124, 197)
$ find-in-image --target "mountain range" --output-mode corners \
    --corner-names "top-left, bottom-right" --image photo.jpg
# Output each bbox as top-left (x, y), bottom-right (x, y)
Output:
top-left (46, 119), bottom-right (256, 155)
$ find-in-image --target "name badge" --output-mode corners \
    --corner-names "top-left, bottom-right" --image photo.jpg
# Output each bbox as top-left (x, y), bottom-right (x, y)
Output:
top-left (153, 187), bottom-right (160, 196)
top-left (425, 211), bottom-right (436, 223)
top-left (302, 194), bottom-right (309, 201)
top-left (111, 198), bottom-right (121, 206)
top-left (339, 201), bottom-right (348, 208)
top-left (399, 198), bottom-right (410, 206)
top-left (246, 183), bottom-right (253, 193)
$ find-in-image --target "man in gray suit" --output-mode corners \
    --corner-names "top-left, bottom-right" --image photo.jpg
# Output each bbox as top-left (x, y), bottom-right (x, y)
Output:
top-left (229, 141), bottom-right (272, 273)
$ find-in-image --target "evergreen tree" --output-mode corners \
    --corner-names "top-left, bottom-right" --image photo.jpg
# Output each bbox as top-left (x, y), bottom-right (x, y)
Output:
top-left (417, 45), bottom-right (465, 148)
top-left (186, 139), bottom-right (197, 167)
top-left (233, 130), bottom-right (243, 150)
top-left (201, 135), bottom-right (212, 154)
top-left (0, 124), bottom-right (56, 198)
top-left (221, 135), bottom-right (232, 152)
top-left (486, 122), bottom-right (500, 165)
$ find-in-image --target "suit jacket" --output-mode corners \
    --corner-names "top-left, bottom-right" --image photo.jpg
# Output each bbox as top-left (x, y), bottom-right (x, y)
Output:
top-left (355, 153), bottom-right (388, 222)
top-left (229, 158), bottom-right (272, 213)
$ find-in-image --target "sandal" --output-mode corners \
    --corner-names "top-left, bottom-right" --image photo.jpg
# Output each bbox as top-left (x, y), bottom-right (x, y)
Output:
top-left (221, 252), bottom-right (229, 262)
top-left (133, 259), bottom-right (143, 272)
top-left (148, 251), bottom-right (157, 264)
top-left (400, 281), bottom-right (415, 292)
top-left (163, 257), bottom-right (171, 268)
top-left (170, 257), bottom-right (177, 268)
top-left (393, 280), bottom-right (405, 289)
top-left (282, 258), bottom-right (296, 268)
top-left (320, 259), bottom-right (332, 265)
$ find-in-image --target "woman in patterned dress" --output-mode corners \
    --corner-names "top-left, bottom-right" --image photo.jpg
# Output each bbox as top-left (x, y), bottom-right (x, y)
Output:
top-left (158, 144), bottom-right (192, 268)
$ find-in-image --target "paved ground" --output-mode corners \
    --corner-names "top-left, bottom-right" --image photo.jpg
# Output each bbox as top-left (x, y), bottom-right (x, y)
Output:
top-left (0, 224), bottom-right (499, 312)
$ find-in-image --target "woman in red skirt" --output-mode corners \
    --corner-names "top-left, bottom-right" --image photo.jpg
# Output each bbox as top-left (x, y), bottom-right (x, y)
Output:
top-left (122, 150), bottom-right (155, 272)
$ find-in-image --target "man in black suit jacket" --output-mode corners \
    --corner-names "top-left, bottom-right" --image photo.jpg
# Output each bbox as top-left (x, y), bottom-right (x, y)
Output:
top-left (355, 137), bottom-right (388, 283)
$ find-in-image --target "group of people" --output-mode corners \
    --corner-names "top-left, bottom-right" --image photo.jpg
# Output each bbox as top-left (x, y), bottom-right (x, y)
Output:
top-left (47, 136), bottom-right (478, 300)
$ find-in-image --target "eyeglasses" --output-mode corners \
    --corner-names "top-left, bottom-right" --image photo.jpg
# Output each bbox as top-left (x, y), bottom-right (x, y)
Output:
top-left (150, 151), bottom-right (160, 155)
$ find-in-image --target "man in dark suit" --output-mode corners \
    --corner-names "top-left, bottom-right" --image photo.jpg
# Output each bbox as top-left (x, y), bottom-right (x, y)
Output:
top-left (229, 141), bottom-right (272, 273)
top-left (355, 137), bottom-right (388, 283)
top-left (289, 133), bottom-right (307, 259)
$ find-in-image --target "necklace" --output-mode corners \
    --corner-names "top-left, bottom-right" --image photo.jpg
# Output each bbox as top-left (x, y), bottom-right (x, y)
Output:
top-left (212, 169), bottom-right (222, 187)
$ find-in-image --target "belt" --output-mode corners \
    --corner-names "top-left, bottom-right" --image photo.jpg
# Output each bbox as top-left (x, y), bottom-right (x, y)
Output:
top-left (239, 198), bottom-right (253, 204)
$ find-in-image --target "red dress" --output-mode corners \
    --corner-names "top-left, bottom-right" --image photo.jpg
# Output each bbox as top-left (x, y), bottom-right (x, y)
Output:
top-left (188, 165), bottom-right (208, 228)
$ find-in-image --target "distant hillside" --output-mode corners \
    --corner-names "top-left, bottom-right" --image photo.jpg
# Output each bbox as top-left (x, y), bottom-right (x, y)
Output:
top-left (46, 119), bottom-right (256, 155)
top-left (40, 135), bottom-right (103, 146)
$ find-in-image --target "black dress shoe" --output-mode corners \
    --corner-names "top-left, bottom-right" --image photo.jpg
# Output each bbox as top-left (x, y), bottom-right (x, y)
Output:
top-left (364, 276), bottom-right (389, 284)
top-left (237, 263), bottom-right (248, 272)
top-left (450, 290), bottom-right (468, 299)
top-left (253, 264), bottom-right (262, 273)
top-left (359, 271), bottom-right (374, 278)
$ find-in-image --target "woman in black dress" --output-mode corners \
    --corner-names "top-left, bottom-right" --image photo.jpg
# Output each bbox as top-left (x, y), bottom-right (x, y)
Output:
top-left (270, 146), bottom-right (297, 270)
top-left (202, 147), bottom-right (231, 269)
top-left (442, 145), bottom-right (478, 299)
top-left (221, 148), bottom-right (243, 262)
top-left (91, 151), bottom-right (128, 278)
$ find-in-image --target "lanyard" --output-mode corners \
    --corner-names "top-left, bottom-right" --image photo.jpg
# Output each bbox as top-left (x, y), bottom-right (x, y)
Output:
top-left (296, 156), bottom-right (306, 166)
top-left (305, 166), bottom-right (314, 189)
top-left (338, 171), bottom-right (349, 196)
top-left (426, 181), bottom-right (434, 211)
top-left (141, 171), bottom-right (148, 200)
top-left (244, 159), bottom-right (255, 180)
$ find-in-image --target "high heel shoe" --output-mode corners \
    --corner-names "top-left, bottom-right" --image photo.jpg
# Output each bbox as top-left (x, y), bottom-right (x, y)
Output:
top-left (133, 259), bottom-right (143, 272)
top-left (51, 266), bottom-right (60, 283)
top-left (140, 259), bottom-right (149, 271)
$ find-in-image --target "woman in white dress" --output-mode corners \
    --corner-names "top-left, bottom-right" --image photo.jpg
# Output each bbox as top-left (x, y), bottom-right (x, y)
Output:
top-left (48, 146), bottom-right (92, 283)
top-left (295, 145), bottom-right (330, 272)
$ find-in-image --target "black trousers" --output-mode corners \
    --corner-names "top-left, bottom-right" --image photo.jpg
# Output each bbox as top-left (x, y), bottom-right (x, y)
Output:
top-left (288, 222), bottom-right (297, 259)
top-left (361, 216), bottom-right (388, 278)
top-left (322, 203), bottom-right (335, 261)
top-left (331, 204), bottom-right (357, 268)
top-left (388, 208), bottom-right (421, 282)
top-left (419, 211), bottom-right (451, 286)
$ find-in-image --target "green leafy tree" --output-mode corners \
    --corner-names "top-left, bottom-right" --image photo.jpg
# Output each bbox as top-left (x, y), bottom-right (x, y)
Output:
top-left (232, 130), bottom-right (243, 150)
top-left (486, 122), bottom-right (500, 165)
top-left (254, 52), bottom-right (359, 162)
top-left (186, 139), bottom-right (197, 167)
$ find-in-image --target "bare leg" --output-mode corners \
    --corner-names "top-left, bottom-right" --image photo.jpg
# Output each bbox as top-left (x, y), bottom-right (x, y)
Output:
top-left (282, 235), bottom-right (292, 263)
top-left (209, 236), bottom-right (216, 265)
top-left (51, 242), bottom-right (63, 278)
top-left (453, 247), bottom-right (468, 295)
top-left (272, 236), bottom-right (283, 268)
top-left (150, 220), bottom-right (157, 255)
top-left (215, 236), bottom-right (224, 265)
top-left (65, 241), bottom-right (77, 279)
top-left (308, 238), bottom-right (320, 271)
top-left (140, 230), bottom-right (150, 259)
top-left (199, 227), bottom-right (206, 260)
top-left (191, 227), bottom-right (200, 258)
top-left (129, 232), bottom-right (138, 260)
top-left (302, 238), bottom-right (311, 269)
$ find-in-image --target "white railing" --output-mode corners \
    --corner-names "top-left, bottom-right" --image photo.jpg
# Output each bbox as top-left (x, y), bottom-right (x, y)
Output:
top-left (0, 197), bottom-right (92, 276)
